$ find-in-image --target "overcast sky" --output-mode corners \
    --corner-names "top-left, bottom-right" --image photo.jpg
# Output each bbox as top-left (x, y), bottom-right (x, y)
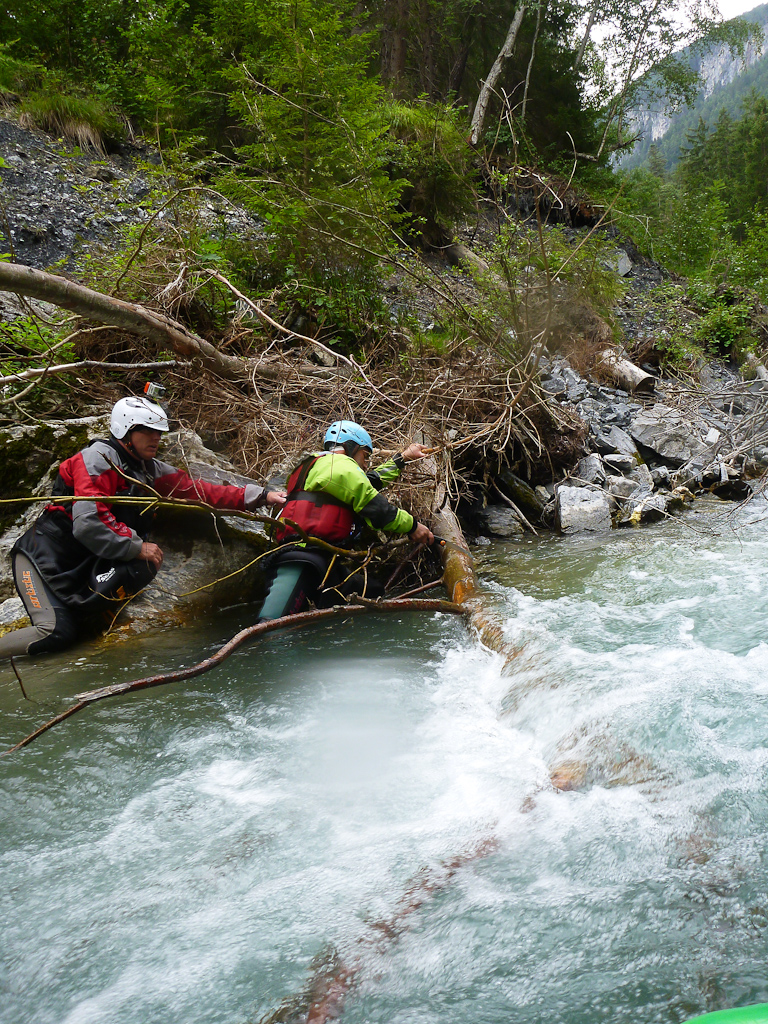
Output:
top-left (717, 0), bottom-right (759, 18)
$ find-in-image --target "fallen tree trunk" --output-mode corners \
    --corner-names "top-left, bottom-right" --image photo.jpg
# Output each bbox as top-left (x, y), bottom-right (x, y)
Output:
top-left (0, 263), bottom-right (347, 385)
top-left (426, 450), bottom-right (512, 654)
top-left (0, 262), bottom-right (248, 381)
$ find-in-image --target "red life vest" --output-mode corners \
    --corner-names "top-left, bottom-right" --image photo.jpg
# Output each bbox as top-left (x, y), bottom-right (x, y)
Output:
top-left (273, 455), bottom-right (356, 544)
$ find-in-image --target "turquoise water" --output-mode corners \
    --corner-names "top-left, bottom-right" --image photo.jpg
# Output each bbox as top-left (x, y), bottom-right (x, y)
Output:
top-left (2, 498), bottom-right (768, 1023)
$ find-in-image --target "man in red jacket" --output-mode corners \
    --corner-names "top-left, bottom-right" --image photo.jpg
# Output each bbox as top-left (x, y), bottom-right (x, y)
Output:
top-left (0, 396), bottom-right (284, 658)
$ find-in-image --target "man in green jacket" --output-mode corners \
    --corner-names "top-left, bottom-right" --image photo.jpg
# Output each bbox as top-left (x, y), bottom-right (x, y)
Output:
top-left (259, 420), bottom-right (434, 619)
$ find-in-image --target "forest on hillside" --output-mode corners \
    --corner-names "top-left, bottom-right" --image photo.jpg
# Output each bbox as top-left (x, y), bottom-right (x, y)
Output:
top-left (620, 2), bottom-right (768, 171)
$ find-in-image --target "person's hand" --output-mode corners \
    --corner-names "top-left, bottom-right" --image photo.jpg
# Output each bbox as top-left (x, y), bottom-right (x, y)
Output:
top-left (400, 443), bottom-right (429, 462)
top-left (410, 522), bottom-right (434, 544)
top-left (139, 541), bottom-right (163, 568)
top-left (266, 490), bottom-right (287, 507)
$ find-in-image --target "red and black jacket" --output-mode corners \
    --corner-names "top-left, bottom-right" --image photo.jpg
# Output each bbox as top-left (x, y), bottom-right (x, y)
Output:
top-left (273, 455), bottom-right (356, 544)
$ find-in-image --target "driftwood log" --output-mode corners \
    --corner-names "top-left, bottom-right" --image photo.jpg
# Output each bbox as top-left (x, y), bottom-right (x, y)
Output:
top-left (746, 352), bottom-right (768, 382)
top-left (599, 348), bottom-right (655, 393)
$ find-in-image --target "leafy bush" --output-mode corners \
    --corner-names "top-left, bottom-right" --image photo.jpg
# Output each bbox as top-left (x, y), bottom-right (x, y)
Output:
top-left (687, 283), bottom-right (760, 358)
top-left (0, 46), bottom-right (45, 98)
top-left (0, 317), bottom-right (75, 396)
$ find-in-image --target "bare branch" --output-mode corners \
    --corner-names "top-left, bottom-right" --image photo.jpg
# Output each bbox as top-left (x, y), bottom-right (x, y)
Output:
top-left (0, 359), bottom-right (184, 387)
top-left (3, 599), bottom-right (464, 755)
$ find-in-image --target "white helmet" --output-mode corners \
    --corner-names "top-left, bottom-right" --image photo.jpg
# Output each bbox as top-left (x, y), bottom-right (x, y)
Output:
top-left (110, 396), bottom-right (169, 439)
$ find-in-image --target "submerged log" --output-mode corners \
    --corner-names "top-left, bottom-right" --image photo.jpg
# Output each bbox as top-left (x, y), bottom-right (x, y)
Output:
top-left (267, 465), bottom-right (518, 1024)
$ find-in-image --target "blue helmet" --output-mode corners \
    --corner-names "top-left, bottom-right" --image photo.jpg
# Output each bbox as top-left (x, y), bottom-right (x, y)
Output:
top-left (324, 420), bottom-right (373, 453)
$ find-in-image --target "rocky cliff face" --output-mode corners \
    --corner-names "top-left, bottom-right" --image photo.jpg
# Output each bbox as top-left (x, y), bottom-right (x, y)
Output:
top-left (621, 5), bottom-right (768, 166)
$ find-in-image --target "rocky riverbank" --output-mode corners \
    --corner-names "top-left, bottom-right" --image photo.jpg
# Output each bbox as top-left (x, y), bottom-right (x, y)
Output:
top-left (474, 352), bottom-right (766, 539)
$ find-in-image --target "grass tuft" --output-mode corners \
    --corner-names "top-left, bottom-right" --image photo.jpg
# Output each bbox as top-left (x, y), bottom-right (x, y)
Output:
top-left (19, 89), bottom-right (121, 152)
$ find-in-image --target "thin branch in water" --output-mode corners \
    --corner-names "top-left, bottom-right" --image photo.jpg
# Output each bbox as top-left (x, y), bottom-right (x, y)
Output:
top-left (392, 577), bottom-right (444, 599)
top-left (3, 598), bottom-right (464, 755)
top-left (10, 657), bottom-right (28, 700)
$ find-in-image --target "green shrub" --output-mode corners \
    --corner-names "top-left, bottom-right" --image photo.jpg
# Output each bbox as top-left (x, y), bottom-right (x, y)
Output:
top-left (0, 46), bottom-right (45, 98)
top-left (383, 99), bottom-right (477, 235)
top-left (687, 282), bottom-right (759, 359)
top-left (0, 316), bottom-right (75, 392)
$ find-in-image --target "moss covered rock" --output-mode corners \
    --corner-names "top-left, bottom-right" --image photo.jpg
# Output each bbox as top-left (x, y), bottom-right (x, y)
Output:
top-left (0, 415), bottom-right (108, 531)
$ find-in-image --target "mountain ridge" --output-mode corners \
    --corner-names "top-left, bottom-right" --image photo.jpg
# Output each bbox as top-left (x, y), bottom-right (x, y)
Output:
top-left (621, 3), bottom-right (768, 170)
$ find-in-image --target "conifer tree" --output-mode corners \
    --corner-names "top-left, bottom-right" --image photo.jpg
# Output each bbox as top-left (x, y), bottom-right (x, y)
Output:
top-left (222, 0), bottom-right (403, 267)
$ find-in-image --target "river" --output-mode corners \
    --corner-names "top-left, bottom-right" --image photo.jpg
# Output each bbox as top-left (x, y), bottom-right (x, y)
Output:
top-left (2, 497), bottom-right (768, 1024)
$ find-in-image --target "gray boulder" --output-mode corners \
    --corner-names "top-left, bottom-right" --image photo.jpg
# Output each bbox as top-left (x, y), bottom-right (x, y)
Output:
top-left (555, 485), bottom-right (612, 534)
top-left (628, 463), bottom-right (654, 491)
top-left (0, 596), bottom-right (28, 637)
top-left (651, 465), bottom-right (672, 489)
top-left (605, 475), bottom-right (643, 500)
top-left (477, 506), bottom-right (525, 537)
top-left (592, 425), bottom-right (640, 459)
top-left (671, 456), bottom-right (707, 490)
top-left (572, 454), bottom-right (605, 487)
top-left (601, 403), bottom-right (632, 428)
top-left (630, 404), bottom-right (708, 466)
top-left (603, 453), bottom-right (635, 473)
top-left (567, 382), bottom-right (589, 402)
top-left (628, 493), bottom-right (667, 524)
top-left (542, 376), bottom-right (567, 398)
top-left (577, 398), bottom-right (604, 424)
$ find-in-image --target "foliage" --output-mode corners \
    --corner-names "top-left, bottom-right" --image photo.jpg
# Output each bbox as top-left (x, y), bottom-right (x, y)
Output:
top-left (0, 316), bottom-right (75, 390)
top-left (383, 99), bottom-right (477, 236)
top-left (20, 85), bottom-right (122, 150)
top-left (583, 0), bottom-right (756, 163)
top-left (602, 87), bottom-right (768, 315)
top-left (211, 0), bottom-right (408, 342)
top-left (0, 45), bottom-right (45, 97)
top-left (623, 5), bottom-right (768, 171)
top-left (686, 282), bottom-right (761, 357)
